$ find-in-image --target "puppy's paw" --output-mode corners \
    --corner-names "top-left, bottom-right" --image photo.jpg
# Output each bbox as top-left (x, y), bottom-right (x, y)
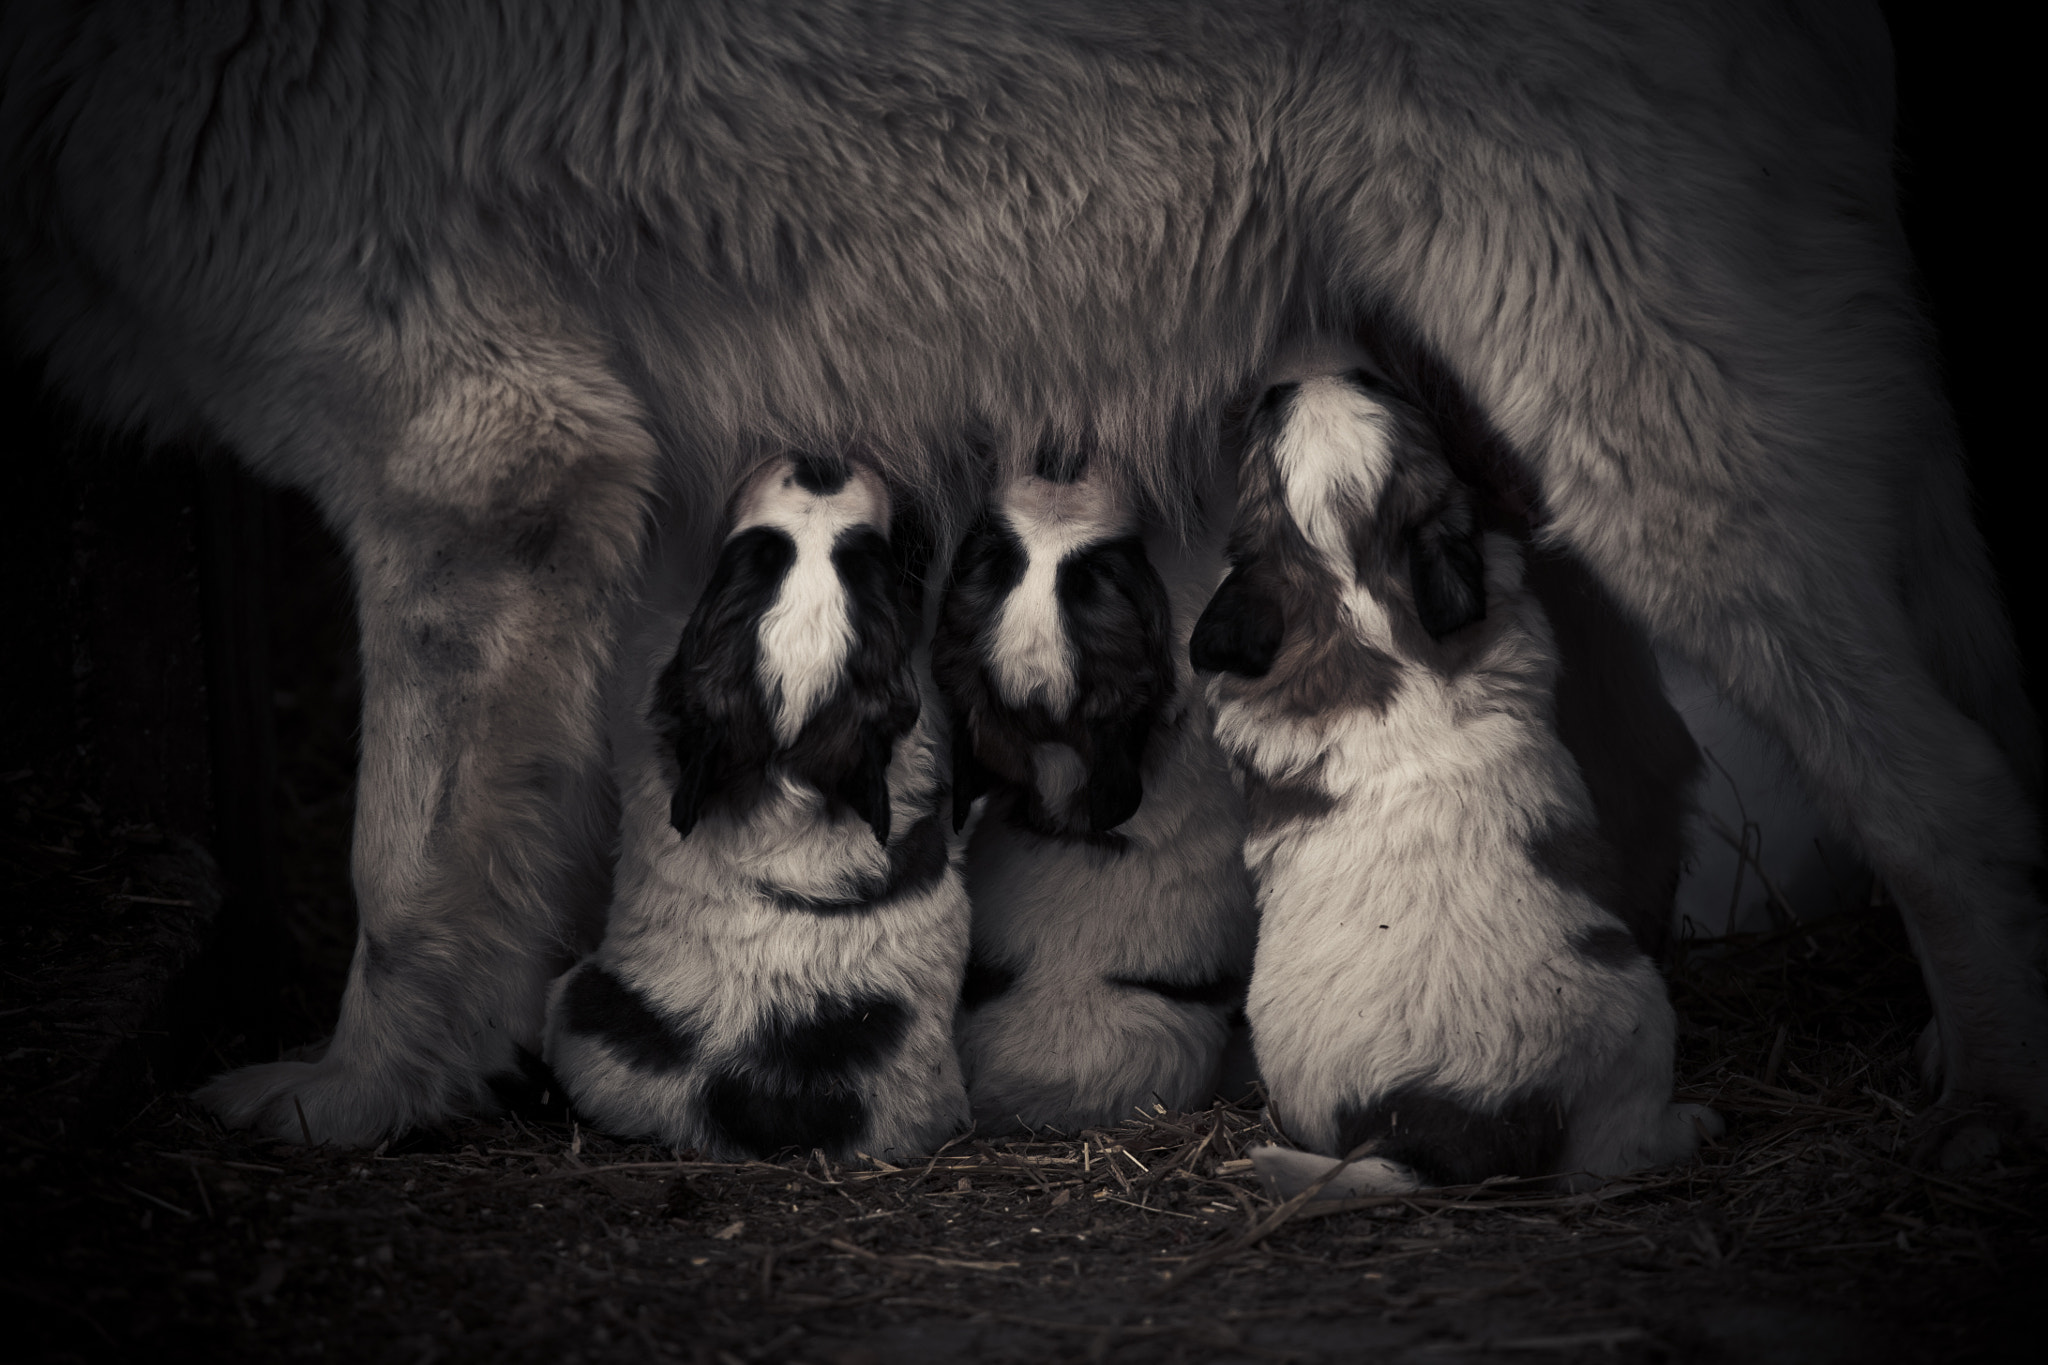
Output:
top-left (1248, 1144), bottom-right (1423, 1200)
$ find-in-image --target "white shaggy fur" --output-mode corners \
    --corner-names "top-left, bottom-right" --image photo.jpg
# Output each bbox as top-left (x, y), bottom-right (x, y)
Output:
top-left (1212, 377), bottom-right (1719, 1192)
top-left (4, 0), bottom-right (2037, 1148)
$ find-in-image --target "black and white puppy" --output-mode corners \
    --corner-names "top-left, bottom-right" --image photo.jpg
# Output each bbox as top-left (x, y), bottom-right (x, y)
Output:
top-left (939, 453), bottom-right (1257, 1130)
top-left (1193, 370), bottom-right (1719, 1195)
top-left (543, 454), bottom-right (968, 1161)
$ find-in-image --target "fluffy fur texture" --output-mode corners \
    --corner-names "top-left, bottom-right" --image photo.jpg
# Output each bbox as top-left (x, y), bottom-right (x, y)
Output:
top-left (542, 456), bottom-right (967, 1160)
top-left (949, 462), bottom-right (1258, 1130)
top-left (4, 0), bottom-right (2040, 1146)
top-left (1200, 373), bottom-right (1719, 1193)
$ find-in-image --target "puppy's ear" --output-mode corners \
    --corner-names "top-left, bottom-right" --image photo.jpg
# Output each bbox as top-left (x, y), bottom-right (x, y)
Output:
top-left (828, 724), bottom-right (899, 846)
top-left (1190, 564), bottom-right (1284, 677)
top-left (668, 725), bottom-right (717, 839)
top-left (654, 528), bottom-right (795, 838)
top-left (1061, 537), bottom-right (1175, 833)
top-left (1083, 717), bottom-right (1149, 833)
top-left (951, 710), bottom-right (989, 833)
top-left (1409, 499), bottom-right (1486, 638)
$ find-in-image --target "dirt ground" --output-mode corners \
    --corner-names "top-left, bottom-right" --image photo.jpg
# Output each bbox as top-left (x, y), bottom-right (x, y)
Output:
top-left (4, 861), bottom-right (2042, 1365)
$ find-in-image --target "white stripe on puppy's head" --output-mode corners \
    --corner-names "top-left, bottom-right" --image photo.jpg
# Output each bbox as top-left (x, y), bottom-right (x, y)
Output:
top-left (659, 452), bottom-right (920, 844)
top-left (984, 470), bottom-right (1133, 714)
top-left (732, 455), bottom-right (892, 745)
top-left (1267, 374), bottom-right (1402, 580)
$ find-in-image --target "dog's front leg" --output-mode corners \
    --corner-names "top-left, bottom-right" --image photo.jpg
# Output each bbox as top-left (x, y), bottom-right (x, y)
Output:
top-left (196, 354), bottom-right (656, 1146)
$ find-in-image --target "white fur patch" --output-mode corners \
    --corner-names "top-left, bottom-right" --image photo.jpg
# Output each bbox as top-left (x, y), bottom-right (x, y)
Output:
top-left (733, 460), bottom-right (890, 745)
top-left (1270, 377), bottom-right (1400, 574)
top-left (986, 473), bottom-right (1132, 714)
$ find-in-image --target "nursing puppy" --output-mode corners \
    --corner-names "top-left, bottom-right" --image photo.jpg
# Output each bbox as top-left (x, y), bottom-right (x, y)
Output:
top-left (1194, 373), bottom-right (1718, 1194)
top-left (935, 453), bottom-right (1256, 1129)
top-left (543, 455), bottom-right (968, 1160)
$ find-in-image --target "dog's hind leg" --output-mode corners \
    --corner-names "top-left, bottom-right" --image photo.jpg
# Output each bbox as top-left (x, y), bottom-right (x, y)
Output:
top-left (195, 340), bottom-right (656, 1146)
top-left (1337, 23), bottom-right (2047, 1127)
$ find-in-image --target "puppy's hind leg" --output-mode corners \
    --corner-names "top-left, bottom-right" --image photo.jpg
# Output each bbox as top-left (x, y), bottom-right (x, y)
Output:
top-left (196, 341), bottom-right (656, 1145)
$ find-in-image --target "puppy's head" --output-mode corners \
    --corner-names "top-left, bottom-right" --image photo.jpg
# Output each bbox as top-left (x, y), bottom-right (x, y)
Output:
top-left (932, 462), bottom-right (1176, 838)
top-left (654, 453), bottom-right (921, 844)
top-left (1191, 372), bottom-right (1487, 698)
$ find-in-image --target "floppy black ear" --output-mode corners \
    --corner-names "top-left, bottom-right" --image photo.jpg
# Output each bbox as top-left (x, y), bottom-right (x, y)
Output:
top-left (827, 723), bottom-right (899, 846)
top-left (1060, 537), bottom-right (1175, 833)
top-left (1084, 716), bottom-right (1149, 833)
top-left (951, 709), bottom-right (989, 833)
top-left (1409, 504), bottom-right (1486, 638)
top-left (1190, 564), bottom-right (1284, 677)
top-left (668, 723), bottom-right (719, 839)
top-left (654, 527), bottom-right (795, 838)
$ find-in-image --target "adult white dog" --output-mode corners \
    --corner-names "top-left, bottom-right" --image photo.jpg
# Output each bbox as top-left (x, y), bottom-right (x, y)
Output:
top-left (2, 0), bottom-right (2038, 1163)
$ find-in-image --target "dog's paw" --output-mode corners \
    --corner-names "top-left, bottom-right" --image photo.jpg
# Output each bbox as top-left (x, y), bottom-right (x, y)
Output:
top-left (193, 1059), bottom-right (434, 1147)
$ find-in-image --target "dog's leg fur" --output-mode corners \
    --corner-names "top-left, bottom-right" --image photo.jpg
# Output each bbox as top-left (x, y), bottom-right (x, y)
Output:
top-left (1311, 23), bottom-right (2048, 1118)
top-left (937, 458), bottom-right (1255, 1131)
top-left (1197, 371), bottom-right (1715, 1193)
top-left (197, 343), bottom-right (656, 1144)
top-left (545, 456), bottom-right (969, 1160)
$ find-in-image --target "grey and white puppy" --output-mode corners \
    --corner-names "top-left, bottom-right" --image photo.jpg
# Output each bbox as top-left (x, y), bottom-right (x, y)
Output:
top-left (1194, 370), bottom-right (1718, 1193)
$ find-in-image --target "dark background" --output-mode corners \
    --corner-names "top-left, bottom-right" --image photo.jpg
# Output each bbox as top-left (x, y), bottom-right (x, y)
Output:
top-left (0, 1), bottom-right (2037, 1098)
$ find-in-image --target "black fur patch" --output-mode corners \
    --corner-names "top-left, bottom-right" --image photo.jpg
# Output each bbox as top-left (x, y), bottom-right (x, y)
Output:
top-left (1527, 821), bottom-right (1638, 943)
top-left (1189, 564), bottom-right (1285, 678)
top-left (1107, 973), bottom-right (1246, 1008)
top-left (766, 814), bottom-right (949, 913)
top-left (701, 1073), bottom-right (867, 1158)
top-left (1055, 536), bottom-right (1175, 832)
top-left (790, 453), bottom-right (850, 496)
top-left (934, 514), bottom-right (1028, 829)
top-left (1572, 924), bottom-right (1644, 969)
top-left (653, 526), bottom-right (794, 838)
top-left (486, 1047), bottom-right (573, 1121)
top-left (960, 953), bottom-right (1020, 1010)
top-left (701, 994), bottom-right (911, 1157)
top-left (1407, 499), bottom-right (1487, 638)
top-left (1332, 1086), bottom-right (1565, 1186)
top-left (992, 793), bottom-right (1134, 853)
top-left (556, 964), bottom-right (698, 1072)
top-left (1238, 762), bottom-right (1339, 833)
